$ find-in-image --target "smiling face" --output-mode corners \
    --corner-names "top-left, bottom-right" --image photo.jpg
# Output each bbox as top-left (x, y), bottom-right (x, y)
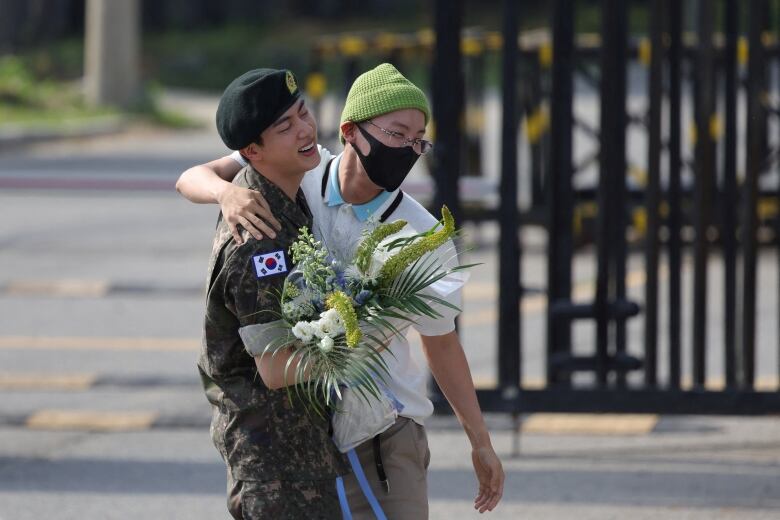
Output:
top-left (242, 99), bottom-right (320, 177)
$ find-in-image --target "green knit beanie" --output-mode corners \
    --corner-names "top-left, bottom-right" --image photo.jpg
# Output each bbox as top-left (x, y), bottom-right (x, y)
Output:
top-left (340, 63), bottom-right (430, 143)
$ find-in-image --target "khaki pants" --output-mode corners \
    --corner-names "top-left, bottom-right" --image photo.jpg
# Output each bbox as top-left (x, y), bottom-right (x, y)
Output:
top-left (342, 417), bottom-right (431, 519)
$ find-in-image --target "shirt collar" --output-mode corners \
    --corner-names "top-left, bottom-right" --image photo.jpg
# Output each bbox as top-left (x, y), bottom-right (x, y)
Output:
top-left (325, 153), bottom-right (393, 222)
top-left (245, 166), bottom-right (311, 230)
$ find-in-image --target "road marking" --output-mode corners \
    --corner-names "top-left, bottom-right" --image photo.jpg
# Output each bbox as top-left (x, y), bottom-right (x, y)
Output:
top-left (680, 376), bottom-right (779, 392)
top-left (0, 373), bottom-right (96, 390)
top-left (0, 336), bottom-right (199, 351)
top-left (5, 279), bottom-right (109, 297)
top-left (26, 410), bottom-right (158, 431)
top-left (522, 413), bottom-right (658, 435)
top-left (472, 374), bottom-right (546, 389)
top-left (470, 375), bottom-right (779, 392)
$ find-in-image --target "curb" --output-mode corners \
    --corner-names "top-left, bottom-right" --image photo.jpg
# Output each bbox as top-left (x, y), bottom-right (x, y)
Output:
top-left (0, 116), bottom-right (127, 151)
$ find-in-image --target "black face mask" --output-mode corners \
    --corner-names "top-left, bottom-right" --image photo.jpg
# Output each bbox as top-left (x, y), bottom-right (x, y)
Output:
top-left (352, 124), bottom-right (420, 192)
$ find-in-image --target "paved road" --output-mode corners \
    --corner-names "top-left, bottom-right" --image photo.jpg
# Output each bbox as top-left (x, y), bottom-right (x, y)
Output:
top-left (0, 93), bottom-right (778, 519)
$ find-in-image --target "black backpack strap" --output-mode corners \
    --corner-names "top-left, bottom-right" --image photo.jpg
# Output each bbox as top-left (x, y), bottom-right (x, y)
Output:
top-left (321, 158), bottom-right (335, 198)
top-left (379, 191), bottom-right (404, 223)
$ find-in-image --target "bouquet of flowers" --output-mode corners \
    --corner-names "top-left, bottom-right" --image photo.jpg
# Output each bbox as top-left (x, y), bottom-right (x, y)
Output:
top-left (260, 205), bottom-right (474, 415)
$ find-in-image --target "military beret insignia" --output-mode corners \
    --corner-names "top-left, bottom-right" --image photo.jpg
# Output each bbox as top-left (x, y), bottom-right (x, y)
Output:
top-left (286, 71), bottom-right (297, 94)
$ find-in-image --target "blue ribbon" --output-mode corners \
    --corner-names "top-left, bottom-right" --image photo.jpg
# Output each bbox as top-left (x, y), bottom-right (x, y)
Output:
top-left (336, 476), bottom-right (351, 520)
top-left (347, 448), bottom-right (388, 520)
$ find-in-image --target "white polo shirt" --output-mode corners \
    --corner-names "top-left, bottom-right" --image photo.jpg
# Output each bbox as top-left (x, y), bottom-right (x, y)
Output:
top-left (229, 146), bottom-right (462, 424)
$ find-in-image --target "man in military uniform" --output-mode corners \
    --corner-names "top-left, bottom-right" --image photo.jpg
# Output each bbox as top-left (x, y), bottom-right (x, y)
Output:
top-left (198, 68), bottom-right (346, 519)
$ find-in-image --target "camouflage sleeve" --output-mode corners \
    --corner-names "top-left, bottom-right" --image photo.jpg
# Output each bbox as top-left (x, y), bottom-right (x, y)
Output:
top-left (222, 240), bottom-right (291, 328)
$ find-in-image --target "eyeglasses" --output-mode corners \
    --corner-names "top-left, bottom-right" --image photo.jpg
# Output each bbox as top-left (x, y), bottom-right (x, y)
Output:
top-left (363, 120), bottom-right (433, 155)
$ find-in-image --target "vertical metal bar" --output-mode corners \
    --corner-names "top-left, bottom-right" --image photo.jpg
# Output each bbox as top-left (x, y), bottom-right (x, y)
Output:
top-left (596, 0), bottom-right (627, 387)
top-left (667, 0), bottom-right (683, 389)
top-left (612, 0), bottom-right (629, 389)
top-left (742, 0), bottom-right (765, 388)
top-left (760, 1), bottom-right (772, 173)
top-left (432, 0), bottom-right (463, 219)
top-left (692, 0), bottom-right (715, 388)
top-left (644, 0), bottom-right (664, 388)
top-left (723, 0), bottom-right (739, 389)
top-left (539, 52), bottom-right (552, 215)
top-left (547, 0), bottom-right (575, 386)
top-left (464, 38), bottom-right (486, 177)
top-left (529, 58), bottom-right (545, 208)
top-left (772, 0), bottom-right (780, 391)
top-left (595, 0), bottom-right (612, 388)
top-left (343, 57), bottom-right (360, 97)
top-left (498, 0), bottom-right (521, 390)
top-left (430, 0), bottom-right (464, 404)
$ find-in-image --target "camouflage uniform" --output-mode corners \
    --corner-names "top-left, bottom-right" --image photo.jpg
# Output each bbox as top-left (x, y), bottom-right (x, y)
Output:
top-left (198, 166), bottom-right (347, 520)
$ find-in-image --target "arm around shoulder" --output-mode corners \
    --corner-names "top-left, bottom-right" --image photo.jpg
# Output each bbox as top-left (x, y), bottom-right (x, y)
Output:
top-left (177, 156), bottom-right (281, 243)
top-left (175, 156), bottom-right (243, 204)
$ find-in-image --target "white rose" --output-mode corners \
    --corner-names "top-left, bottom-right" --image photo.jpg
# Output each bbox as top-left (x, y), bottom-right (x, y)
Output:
top-left (319, 308), bottom-right (338, 322)
top-left (317, 317), bottom-right (333, 337)
top-left (291, 321), bottom-right (314, 343)
top-left (311, 321), bottom-right (326, 339)
top-left (319, 336), bottom-right (335, 352)
top-left (319, 309), bottom-right (346, 338)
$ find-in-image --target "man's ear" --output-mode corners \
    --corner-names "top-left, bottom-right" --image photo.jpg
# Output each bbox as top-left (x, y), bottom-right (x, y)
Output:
top-left (240, 142), bottom-right (262, 161)
top-left (340, 121), bottom-right (357, 143)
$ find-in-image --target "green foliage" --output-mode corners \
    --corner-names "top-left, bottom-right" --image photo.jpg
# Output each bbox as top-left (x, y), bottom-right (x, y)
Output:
top-left (0, 55), bottom-right (118, 127)
top-left (0, 56), bottom-right (196, 129)
top-left (378, 206), bottom-right (456, 287)
top-left (0, 55), bottom-right (77, 110)
top-left (354, 219), bottom-right (407, 274)
top-left (289, 226), bottom-right (335, 289)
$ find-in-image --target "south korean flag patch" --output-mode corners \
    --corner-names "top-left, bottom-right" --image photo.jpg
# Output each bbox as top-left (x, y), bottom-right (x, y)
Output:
top-left (252, 250), bottom-right (288, 279)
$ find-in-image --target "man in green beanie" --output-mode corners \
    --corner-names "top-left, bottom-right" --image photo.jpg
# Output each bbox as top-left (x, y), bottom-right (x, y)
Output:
top-left (178, 63), bottom-right (504, 518)
top-left (196, 67), bottom-right (346, 519)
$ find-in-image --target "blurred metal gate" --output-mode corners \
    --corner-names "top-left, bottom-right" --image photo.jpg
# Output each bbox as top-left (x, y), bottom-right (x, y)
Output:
top-left (431, 0), bottom-right (780, 415)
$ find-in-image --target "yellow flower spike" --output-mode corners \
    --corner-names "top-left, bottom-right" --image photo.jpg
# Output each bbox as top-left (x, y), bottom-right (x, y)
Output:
top-left (355, 219), bottom-right (407, 273)
top-left (378, 205), bottom-right (456, 287)
top-left (326, 291), bottom-right (361, 347)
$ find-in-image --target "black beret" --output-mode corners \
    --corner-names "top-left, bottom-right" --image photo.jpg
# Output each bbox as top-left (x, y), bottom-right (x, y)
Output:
top-left (216, 68), bottom-right (301, 150)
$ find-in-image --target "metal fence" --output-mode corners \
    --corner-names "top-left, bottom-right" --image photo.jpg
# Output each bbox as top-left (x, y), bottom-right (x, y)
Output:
top-left (477, 0), bottom-right (780, 415)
